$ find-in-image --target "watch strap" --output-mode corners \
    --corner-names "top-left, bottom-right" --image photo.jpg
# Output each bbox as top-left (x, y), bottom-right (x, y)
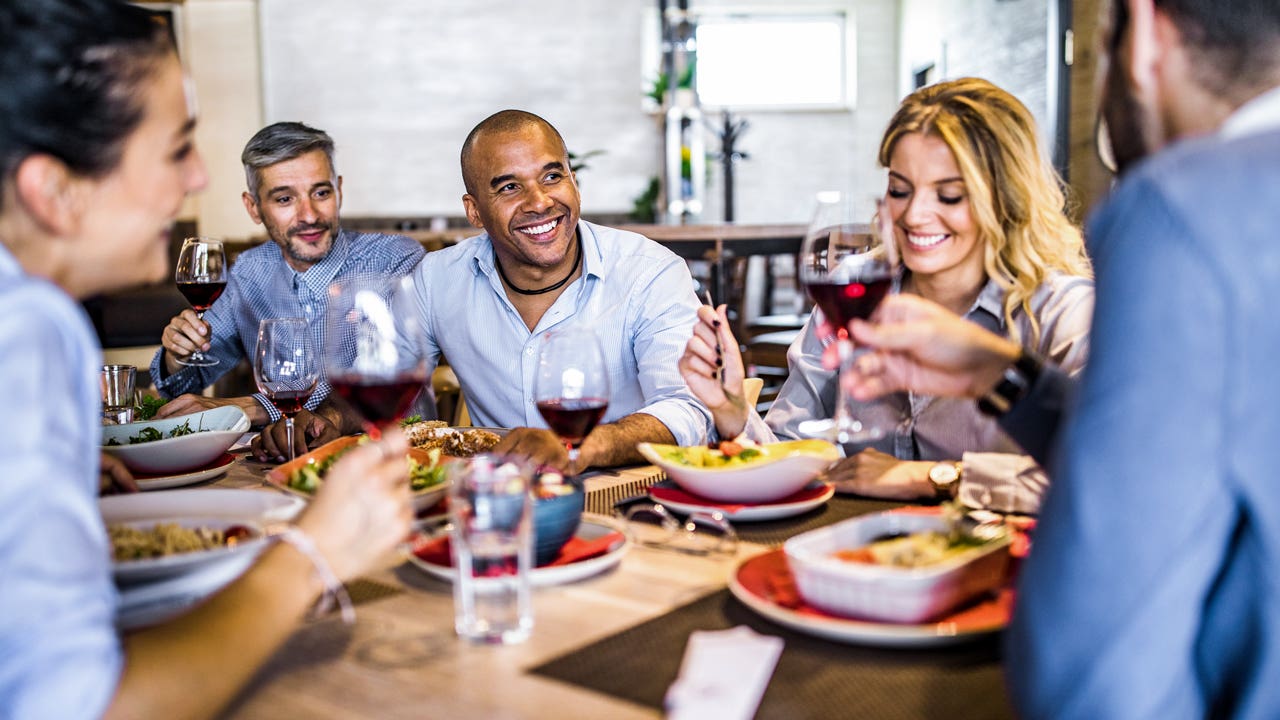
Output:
top-left (977, 350), bottom-right (1044, 417)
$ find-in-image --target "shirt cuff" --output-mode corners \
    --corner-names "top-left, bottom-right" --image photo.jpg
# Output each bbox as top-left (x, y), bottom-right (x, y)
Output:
top-left (956, 451), bottom-right (1048, 515)
top-left (253, 392), bottom-right (282, 424)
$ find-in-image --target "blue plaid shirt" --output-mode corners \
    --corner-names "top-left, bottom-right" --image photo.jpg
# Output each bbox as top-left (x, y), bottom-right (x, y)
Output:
top-left (150, 228), bottom-right (425, 422)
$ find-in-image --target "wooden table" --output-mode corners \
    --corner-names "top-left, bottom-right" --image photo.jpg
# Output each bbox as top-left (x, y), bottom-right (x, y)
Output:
top-left (213, 457), bottom-right (749, 719)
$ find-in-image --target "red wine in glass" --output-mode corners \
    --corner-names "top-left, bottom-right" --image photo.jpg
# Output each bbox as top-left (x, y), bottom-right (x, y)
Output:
top-left (174, 237), bottom-right (227, 367)
top-left (176, 281), bottom-right (227, 312)
top-left (536, 398), bottom-right (609, 446)
top-left (329, 371), bottom-right (425, 434)
top-left (804, 273), bottom-right (893, 330)
top-left (265, 388), bottom-right (313, 417)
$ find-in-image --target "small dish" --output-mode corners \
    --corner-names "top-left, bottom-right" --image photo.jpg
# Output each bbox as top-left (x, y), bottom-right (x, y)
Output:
top-left (783, 510), bottom-right (1012, 624)
top-left (407, 515), bottom-right (628, 587)
top-left (637, 439), bottom-right (839, 503)
top-left (102, 406), bottom-right (250, 475)
top-left (265, 435), bottom-right (452, 512)
top-left (648, 480), bottom-right (835, 521)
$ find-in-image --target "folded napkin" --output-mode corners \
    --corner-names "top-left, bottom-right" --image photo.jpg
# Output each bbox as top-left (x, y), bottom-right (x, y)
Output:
top-left (411, 532), bottom-right (625, 568)
top-left (665, 626), bottom-right (784, 720)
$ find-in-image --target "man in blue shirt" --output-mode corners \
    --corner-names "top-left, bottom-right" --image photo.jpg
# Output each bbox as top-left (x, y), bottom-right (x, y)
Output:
top-left (150, 122), bottom-right (424, 425)
top-left (839, 0), bottom-right (1280, 716)
top-left (256, 111), bottom-right (713, 470)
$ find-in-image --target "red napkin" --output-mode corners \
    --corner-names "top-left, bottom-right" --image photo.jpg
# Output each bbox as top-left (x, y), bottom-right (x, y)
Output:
top-left (411, 532), bottom-right (624, 568)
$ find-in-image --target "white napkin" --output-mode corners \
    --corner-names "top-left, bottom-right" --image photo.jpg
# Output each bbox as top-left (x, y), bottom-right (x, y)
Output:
top-left (665, 626), bottom-right (784, 720)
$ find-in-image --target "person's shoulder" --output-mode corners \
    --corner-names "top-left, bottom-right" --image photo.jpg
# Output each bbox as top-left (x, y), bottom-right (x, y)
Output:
top-left (582, 220), bottom-right (682, 263)
top-left (416, 233), bottom-right (488, 273)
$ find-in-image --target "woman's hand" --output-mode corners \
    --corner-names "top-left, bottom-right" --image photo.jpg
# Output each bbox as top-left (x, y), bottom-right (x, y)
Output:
top-left (678, 304), bottom-right (750, 438)
top-left (826, 448), bottom-right (934, 500)
top-left (293, 429), bottom-right (413, 581)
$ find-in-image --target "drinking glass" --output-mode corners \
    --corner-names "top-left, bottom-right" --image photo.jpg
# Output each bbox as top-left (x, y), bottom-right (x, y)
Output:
top-left (324, 274), bottom-right (426, 438)
top-left (100, 364), bottom-right (136, 425)
top-left (533, 326), bottom-right (610, 468)
top-left (254, 318), bottom-right (320, 461)
top-left (449, 455), bottom-right (534, 644)
top-left (173, 237), bottom-right (227, 367)
top-left (796, 191), bottom-right (897, 444)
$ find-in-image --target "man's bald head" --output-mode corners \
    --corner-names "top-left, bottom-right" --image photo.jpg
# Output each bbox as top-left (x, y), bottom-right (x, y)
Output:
top-left (460, 109), bottom-right (569, 195)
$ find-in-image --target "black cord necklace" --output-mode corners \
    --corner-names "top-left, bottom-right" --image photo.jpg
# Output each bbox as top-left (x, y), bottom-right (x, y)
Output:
top-left (495, 231), bottom-right (583, 296)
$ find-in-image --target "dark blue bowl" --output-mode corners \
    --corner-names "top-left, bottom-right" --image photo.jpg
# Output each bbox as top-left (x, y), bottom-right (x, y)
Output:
top-left (533, 480), bottom-right (584, 566)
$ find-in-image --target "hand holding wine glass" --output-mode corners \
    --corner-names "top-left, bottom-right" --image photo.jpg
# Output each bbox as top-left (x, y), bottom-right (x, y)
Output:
top-left (254, 317), bottom-right (320, 461)
top-left (324, 274), bottom-right (426, 438)
top-left (534, 326), bottom-right (610, 470)
top-left (173, 237), bottom-right (227, 367)
top-left (797, 191), bottom-right (898, 444)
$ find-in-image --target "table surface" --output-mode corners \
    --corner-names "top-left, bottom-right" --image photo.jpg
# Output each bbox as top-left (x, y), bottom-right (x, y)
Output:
top-left (207, 453), bottom-right (1007, 719)
top-left (213, 457), bottom-right (745, 719)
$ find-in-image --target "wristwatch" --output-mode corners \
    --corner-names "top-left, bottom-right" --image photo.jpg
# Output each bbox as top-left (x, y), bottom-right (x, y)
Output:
top-left (977, 350), bottom-right (1044, 417)
top-left (927, 461), bottom-right (962, 500)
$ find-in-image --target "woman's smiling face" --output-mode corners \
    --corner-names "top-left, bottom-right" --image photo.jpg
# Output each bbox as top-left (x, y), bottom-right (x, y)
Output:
top-left (883, 132), bottom-right (985, 287)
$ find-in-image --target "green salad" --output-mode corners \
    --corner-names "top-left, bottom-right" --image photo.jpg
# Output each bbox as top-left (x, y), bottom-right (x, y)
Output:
top-left (286, 440), bottom-right (448, 494)
top-left (659, 441), bottom-right (766, 468)
top-left (105, 419), bottom-right (201, 446)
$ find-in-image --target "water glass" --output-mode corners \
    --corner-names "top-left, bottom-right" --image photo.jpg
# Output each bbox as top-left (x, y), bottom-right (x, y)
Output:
top-left (101, 364), bottom-right (136, 425)
top-left (449, 455), bottom-right (534, 644)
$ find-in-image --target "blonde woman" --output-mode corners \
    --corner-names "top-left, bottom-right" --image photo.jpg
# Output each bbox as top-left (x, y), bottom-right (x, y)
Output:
top-left (679, 77), bottom-right (1093, 513)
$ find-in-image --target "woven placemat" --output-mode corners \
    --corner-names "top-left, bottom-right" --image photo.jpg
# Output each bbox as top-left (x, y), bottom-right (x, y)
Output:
top-left (583, 469), bottom-right (666, 515)
top-left (531, 589), bottom-right (1011, 719)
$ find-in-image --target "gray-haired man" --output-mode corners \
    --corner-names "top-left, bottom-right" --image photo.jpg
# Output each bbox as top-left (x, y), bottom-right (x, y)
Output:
top-left (150, 121), bottom-right (424, 424)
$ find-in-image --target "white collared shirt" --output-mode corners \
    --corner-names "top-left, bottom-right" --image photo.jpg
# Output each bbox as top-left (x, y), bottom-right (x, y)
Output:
top-left (1219, 83), bottom-right (1280, 140)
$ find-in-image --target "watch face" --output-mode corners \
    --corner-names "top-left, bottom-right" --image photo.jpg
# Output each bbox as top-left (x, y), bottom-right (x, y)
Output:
top-left (929, 462), bottom-right (960, 485)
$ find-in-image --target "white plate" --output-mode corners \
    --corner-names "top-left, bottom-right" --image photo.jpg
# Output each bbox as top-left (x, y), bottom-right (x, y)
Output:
top-left (116, 550), bottom-right (258, 631)
top-left (133, 453), bottom-right (237, 491)
top-left (407, 515), bottom-right (628, 587)
top-left (100, 487), bottom-right (306, 525)
top-left (728, 549), bottom-right (1011, 648)
top-left (111, 517), bottom-right (266, 584)
top-left (648, 481), bottom-right (835, 522)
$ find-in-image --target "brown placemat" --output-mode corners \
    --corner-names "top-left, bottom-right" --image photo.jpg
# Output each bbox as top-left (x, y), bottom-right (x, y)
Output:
top-left (530, 589), bottom-right (1012, 720)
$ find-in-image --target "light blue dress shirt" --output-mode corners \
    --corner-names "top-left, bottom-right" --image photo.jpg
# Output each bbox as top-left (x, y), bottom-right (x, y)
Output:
top-left (409, 220), bottom-right (713, 446)
top-left (0, 244), bottom-right (121, 719)
top-left (151, 229), bottom-right (424, 422)
top-left (1008, 127), bottom-right (1280, 718)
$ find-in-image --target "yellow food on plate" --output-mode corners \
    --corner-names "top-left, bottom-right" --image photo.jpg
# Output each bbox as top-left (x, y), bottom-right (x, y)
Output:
top-left (109, 522), bottom-right (250, 561)
top-left (656, 439), bottom-right (834, 469)
top-left (833, 531), bottom-right (998, 568)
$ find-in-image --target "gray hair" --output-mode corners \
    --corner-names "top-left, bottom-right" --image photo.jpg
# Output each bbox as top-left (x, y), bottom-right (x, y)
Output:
top-left (241, 121), bottom-right (336, 200)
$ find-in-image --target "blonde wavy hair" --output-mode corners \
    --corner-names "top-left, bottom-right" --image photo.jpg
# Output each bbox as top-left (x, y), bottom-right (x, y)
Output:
top-left (877, 77), bottom-right (1091, 344)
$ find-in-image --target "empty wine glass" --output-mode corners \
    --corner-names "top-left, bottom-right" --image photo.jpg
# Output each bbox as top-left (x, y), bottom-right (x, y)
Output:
top-left (324, 274), bottom-right (426, 438)
top-left (174, 237), bottom-right (227, 367)
top-left (534, 326), bottom-right (610, 469)
top-left (254, 317), bottom-right (320, 461)
top-left (796, 191), bottom-right (897, 444)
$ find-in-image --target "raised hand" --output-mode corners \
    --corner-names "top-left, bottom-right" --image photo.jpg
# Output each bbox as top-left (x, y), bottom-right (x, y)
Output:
top-left (677, 303), bottom-right (749, 438)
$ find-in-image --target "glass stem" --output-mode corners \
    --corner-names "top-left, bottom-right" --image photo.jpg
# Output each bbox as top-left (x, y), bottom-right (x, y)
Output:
top-left (833, 337), bottom-right (864, 443)
top-left (285, 416), bottom-right (296, 461)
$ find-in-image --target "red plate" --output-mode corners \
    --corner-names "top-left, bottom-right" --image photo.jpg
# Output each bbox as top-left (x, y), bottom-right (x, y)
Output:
top-left (729, 549), bottom-right (1013, 647)
top-left (133, 453), bottom-right (236, 491)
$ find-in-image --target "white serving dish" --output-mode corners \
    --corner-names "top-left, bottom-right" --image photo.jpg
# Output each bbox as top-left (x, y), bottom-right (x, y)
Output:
top-left (783, 511), bottom-right (1011, 624)
top-left (102, 406), bottom-right (250, 474)
top-left (637, 439), bottom-right (840, 503)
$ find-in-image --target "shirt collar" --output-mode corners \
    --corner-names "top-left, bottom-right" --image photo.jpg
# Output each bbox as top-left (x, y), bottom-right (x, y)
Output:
top-left (0, 241), bottom-right (20, 281)
top-left (1220, 84), bottom-right (1280, 140)
top-left (292, 227), bottom-right (352, 294)
top-left (472, 220), bottom-right (603, 283)
top-left (970, 276), bottom-right (1007, 327)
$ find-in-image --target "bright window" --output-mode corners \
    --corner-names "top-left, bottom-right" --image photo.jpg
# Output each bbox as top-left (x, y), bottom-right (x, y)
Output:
top-left (694, 13), bottom-right (852, 109)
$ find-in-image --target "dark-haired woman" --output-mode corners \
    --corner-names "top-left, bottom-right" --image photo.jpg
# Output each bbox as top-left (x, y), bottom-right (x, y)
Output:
top-left (0, 2), bottom-right (411, 717)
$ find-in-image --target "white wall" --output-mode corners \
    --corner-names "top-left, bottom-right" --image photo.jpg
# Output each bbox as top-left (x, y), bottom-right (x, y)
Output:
top-left (179, 0), bottom-right (901, 235)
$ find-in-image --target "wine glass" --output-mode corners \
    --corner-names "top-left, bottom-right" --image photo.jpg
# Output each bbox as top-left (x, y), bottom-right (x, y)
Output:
top-left (797, 191), bottom-right (897, 444)
top-left (254, 317), bottom-right (320, 461)
top-left (173, 237), bottom-right (227, 367)
top-left (324, 274), bottom-right (426, 438)
top-left (534, 326), bottom-right (610, 468)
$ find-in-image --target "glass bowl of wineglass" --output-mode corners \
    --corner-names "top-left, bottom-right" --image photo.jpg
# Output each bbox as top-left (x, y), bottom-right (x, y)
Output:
top-left (254, 317), bottom-right (320, 461)
top-left (324, 274), bottom-right (426, 437)
top-left (174, 237), bottom-right (227, 367)
top-left (797, 191), bottom-right (897, 445)
top-left (534, 326), bottom-right (610, 470)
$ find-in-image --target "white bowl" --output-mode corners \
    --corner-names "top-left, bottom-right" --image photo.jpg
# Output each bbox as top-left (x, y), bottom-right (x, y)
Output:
top-left (783, 511), bottom-right (1012, 624)
top-left (102, 406), bottom-right (250, 475)
top-left (637, 439), bottom-right (839, 503)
